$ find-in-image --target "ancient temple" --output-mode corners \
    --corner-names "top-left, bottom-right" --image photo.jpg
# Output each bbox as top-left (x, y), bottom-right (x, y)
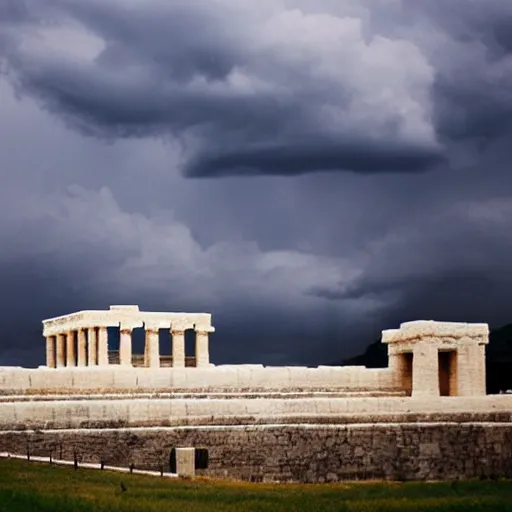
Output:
top-left (42, 305), bottom-right (215, 369)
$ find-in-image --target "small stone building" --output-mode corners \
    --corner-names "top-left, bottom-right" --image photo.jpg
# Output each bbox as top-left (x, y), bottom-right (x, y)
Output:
top-left (42, 305), bottom-right (215, 369)
top-left (384, 320), bottom-right (488, 397)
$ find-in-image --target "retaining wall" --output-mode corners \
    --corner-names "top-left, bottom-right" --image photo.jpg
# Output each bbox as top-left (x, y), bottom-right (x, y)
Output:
top-left (2, 420), bottom-right (512, 482)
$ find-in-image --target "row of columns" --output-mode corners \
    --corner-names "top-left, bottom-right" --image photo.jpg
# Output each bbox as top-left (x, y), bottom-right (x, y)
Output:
top-left (140, 327), bottom-right (211, 369)
top-left (45, 326), bottom-right (211, 369)
top-left (46, 327), bottom-right (109, 368)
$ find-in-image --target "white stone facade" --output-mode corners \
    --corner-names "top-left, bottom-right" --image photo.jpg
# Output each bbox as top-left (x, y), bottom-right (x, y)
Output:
top-left (3, 313), bottom-right (490, 399)
top-left (42, 305), bottom-right (215, 370)
top-left (383, 320), bottom-right (489, 397)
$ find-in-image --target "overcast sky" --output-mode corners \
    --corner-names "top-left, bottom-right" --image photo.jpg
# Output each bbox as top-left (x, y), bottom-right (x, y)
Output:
top-left (1, 0), bottom-right (511, 367)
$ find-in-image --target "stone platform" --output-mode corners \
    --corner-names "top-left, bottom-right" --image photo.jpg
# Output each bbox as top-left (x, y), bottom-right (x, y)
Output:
top-left (0, 314), bottom-right (504, 482)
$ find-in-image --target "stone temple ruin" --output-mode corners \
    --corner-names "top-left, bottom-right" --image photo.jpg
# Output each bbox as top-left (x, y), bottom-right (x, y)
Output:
top-left (0, 305), bottom-right (511, 482)
top-left (42, 305), bottom-right (214, 369)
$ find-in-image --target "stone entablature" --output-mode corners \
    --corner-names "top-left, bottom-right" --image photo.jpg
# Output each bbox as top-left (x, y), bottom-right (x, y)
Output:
top-left (42, 305), bottom-right (215, 370)
top-left (382, 320), bottom-right (489, 345)
top-left (42, 305), bottom-right (214, 336)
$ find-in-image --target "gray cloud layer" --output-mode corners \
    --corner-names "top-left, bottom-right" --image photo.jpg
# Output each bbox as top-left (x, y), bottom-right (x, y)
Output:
top-left (0, 1), bottom-right (511, 367)
top-left (2, 0), bottom-right (446, 177)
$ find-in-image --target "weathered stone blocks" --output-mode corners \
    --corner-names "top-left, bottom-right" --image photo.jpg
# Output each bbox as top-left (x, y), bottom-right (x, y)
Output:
top-left (2, 421), bottom-right (511, 482)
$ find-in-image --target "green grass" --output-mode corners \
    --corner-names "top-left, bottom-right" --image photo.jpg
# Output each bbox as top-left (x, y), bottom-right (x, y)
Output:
top-left (1, 459), bottom-right (512, 512)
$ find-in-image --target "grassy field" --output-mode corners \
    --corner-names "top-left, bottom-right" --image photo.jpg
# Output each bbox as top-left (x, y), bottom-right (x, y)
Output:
top-left (1, 459), bottom-right (512, 512)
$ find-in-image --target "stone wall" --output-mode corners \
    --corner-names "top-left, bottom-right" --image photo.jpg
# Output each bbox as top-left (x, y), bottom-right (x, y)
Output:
top-left (0, 365), bottom-right (396, 395)
top-left (2, 420), bottom-right (512, 482)
top-left (2, 395), bottom-right (512, 431)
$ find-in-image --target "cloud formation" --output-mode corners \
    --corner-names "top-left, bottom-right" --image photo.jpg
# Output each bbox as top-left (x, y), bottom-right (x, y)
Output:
top-left (2, 0), bottom-right (444, 177)
top-left (0, 1), bottom-right (512, 368)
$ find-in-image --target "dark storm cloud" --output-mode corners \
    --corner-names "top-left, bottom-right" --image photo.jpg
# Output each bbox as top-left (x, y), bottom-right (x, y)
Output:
top-left (308, 195), bottom-right (512, 331)
top-left (0, 0), bottom-right (31, 23)
top-left (1, 0), bottom-right (443, 177)
top-left (0, 168), bottom-right (362, 366)
top-left (1, 0), bottom-right (512, 369)
top-left (3, 1), bottom-right (512, 178)
top-left (186, 140), bottom-right (444, 177)
top-left (401, 1), bottom-right (512, 143)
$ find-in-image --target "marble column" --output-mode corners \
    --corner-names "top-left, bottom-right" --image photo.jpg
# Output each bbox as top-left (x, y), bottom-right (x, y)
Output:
top-left (194, 330), bottom-right (210, 368)
top-left (478, 343), bottom-right (487, 396)
top-left (56, 333), bottom-right (66, 368)
top-left (97, 327), bottom-right (109, 366)
top-left (87, 327), bottom-right (98, 366)
top-left (119, 328), bottom-right (133, 366)
top-left (144, 328), bottom-right (160, 368)
top-left (45, 336), bottom-right (56, 368)
top-left (171, 329), bottom-right (185, 368)
top-left (77, 329), bottom-right (87, 367)
top-left (412, 343), bottom-right (439, 398)
top-left (66, 331), bottom-right (76, 367)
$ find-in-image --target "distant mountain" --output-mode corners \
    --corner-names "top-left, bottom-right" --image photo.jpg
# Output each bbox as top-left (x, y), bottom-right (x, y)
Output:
top-left (335, 324), bottom-right (512, 394)
top-left (341, 338), bottom-right (387, 368)
top-left (485, 324), bottom-right (512, 394)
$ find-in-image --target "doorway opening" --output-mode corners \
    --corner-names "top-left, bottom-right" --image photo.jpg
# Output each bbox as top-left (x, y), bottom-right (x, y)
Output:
top-left (169, 448), bottom-right (176, 474)
top-left (195, 448), bottom-right (209, 469)
top-left (438, 350), bottom-right (457, 396)
top-left (184, 328), bottom-right (196, 367)
top-left (399, 352), bottom-right (413, 396)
